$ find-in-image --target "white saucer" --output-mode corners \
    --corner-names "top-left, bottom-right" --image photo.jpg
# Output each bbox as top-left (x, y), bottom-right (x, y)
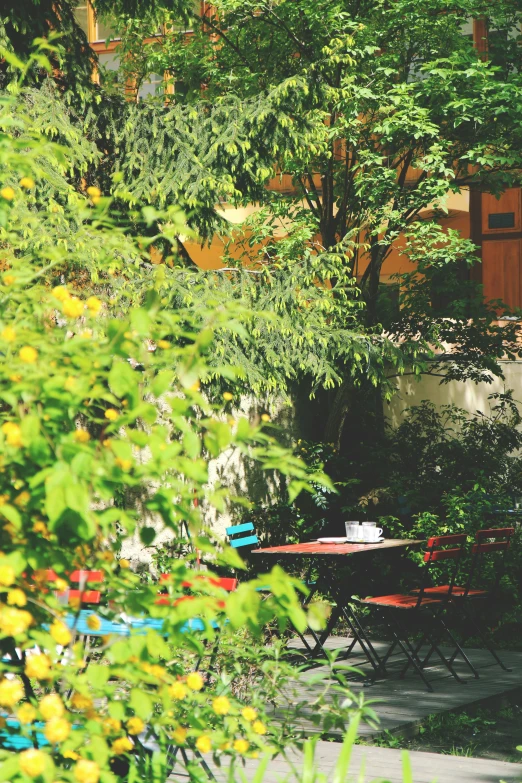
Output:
top-left (346, 537), bottom-right (384, 544)
top-left (316, 537), bottom-right (348, 544)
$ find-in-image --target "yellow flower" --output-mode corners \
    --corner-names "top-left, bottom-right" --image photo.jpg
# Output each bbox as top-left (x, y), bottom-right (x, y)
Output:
top-left (111, 737), bottom-right (133, 755)
top-left (86, 615), bottom-right (101, 631)
top-left (86, 297), bottom-right (102, 314)
top-left (102, 717), bottom-right (121, 735)
top-left (171, 726), bottom-right (187, 745)
top-left (25, 653), bottom-right (52, 680)
top-left (0, 678), bottom-right (24, 707)
top-left (141, 663), bottom-right (165, 678)
top-left (168, 681), bottom-right (187, 700)
top-left (261, 414), bottom-right (270, 422)
top-left (0, 186), bottom-right (15, 201)
top-left (100, 551), bottom-right (114, 562)
top-left (19, 749), bottom-right (46, 778)
top-left (252, 720), bottom-right (267, 735)
top-left (212, 696), bottom-right (230, 716)
top-left (86, 186), bottom-right (101, 198)
top-left (102, 439), bottom-right (112, 448)
top-left (241, 707), bottom-right (257, 722)
top-left (119, 559), bottom-right (130, 569)
top-left (1, 326), bottom-right (16, 342)
top-left (19, 177), bottom-right (35, 190)
top-left (186, 672), bottom-right (204, 691)
top-left (126, 716), bottom-right (144, 735)
top-left (114, 457), bottom-right (132, 471)
top-left (62, 297), bottom-right (84, 319)
top-left (0, 494), bottom-right (9, 505)
top-left (8, 589), bottom-right (27, 607)
top-left (2, 422), bottom-right (22, 447)
top-left (0, 606), bottom-right (32, 636)
top-left (64, 377), bottom-right (77, 391)
top-left (19, 346), bottom-right (38, 363)
top-left (0, 564), bottom-right (15, 586)
top-left (157, 340), bottom-right (170, 349)
top-left (233, 739), bottom-right (249, 754)
top-left (63, 750), bottom-right (80, 760)
top-left (74, 429), bottom-right (90, 443)
top-left (104, 409), bottom-right (119, 421)
top-left (52, 286), bottom-right (69, 302)
top-left (15, 491), bottom-right (30, 507)
top-left (190, 380), bottom-right (200, 391)
top-left (71, 692), bottom-right (93, 711)
top-left (9, 374), bottom-right (21, 382)
top-left (74, 759), bottom-right (100, 783)
top-left (39, 693), bottom-right (64, 720)
top-left (50, 621), bottom-right (72, 646)
top-left (195, 735), bottom-right (212, 754)
top-left (44, 717), bottom-right (70, 743)
top-left (17, 703), bottom-right (37, 724)
top-left (223, 392), bottom-right (233, 401)
top-left (54, 578), bottom-right (68, 592)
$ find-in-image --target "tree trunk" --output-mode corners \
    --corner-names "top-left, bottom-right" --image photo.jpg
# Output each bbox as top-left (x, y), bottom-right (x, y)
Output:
top-left (323, 379), bottom-right (353, 449)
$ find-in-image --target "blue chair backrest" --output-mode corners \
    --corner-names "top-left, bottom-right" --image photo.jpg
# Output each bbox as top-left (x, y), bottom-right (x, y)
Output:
top-left (225, 522), bottom-right (259, 550)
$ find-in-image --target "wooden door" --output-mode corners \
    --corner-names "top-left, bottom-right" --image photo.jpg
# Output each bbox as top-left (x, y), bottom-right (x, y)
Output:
top-left (482, 239), bottom-right (522, 309)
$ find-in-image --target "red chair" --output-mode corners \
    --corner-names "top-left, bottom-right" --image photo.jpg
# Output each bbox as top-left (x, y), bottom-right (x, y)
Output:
top-left (43, 569), bottom-right (103, 605)
top-left (419, 527), bottom-right (515, 672)
top-left (357, 534), bottom-right (471, 691)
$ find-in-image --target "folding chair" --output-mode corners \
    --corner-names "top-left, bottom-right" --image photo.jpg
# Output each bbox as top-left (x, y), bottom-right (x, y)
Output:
top-left (357, 534), bottom-right (473, 691)
top-left (418, 527), bottom-right (515, 672)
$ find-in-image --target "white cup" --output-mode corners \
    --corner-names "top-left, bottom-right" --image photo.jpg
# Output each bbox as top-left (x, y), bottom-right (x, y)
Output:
top-left (345, 521), bottom-right (361, 540)
top-left (361, 522), bottom-right (383, 542)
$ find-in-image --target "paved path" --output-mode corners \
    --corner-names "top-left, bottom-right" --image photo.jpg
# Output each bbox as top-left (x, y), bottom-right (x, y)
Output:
top-left (282, 638), bottom-right (522, 738)
top-left (171, 742), bottom-right (522, 782)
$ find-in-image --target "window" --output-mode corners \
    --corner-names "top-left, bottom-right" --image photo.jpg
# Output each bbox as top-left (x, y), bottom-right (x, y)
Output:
top-left (138, 73), bottom-right (164, 100)
top-left (73, 2), bottom-right (90, 37)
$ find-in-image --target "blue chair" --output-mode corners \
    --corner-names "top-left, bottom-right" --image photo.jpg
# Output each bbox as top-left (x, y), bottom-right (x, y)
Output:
top-left (0, 719), bottom-right (48, 750)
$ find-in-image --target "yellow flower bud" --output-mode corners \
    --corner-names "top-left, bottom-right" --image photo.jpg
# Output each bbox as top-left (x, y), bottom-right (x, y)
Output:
top-left (241, 706), bottom-right (257, 722)
top-left (19, 749), bottom-right (46, 778)
top-left (17, 703), bottom-right (37, 724)
top-left (40, 693), bottom-right (65, 720)
top-left (2, 422), bottom-right (22, 447)
top-left (186, 672), bottom-right (204, 691)
top-left (126, 716), bottom-right (144, 735)
top-left (0, 678), bottom-right (24, 707)
top-left (104, 409), bottom-right (119, 421)
top-left (252, 720), bottom-right (267, 735)
top-left (0, 564), bottom-right (15, 586)
top-left (233, 739), bottom-right (249, 754)
top-left (86, 186), bottom-right (101, 198)
top-left (1, 326), bottom-right (16, 342)
top-left (0, 186), bottom-right (15, 201)
top-left (25, 653), bottom-right (52, 680)
top-left (212, 696), bottom-right (230, 715)
top-left (7, 588), bottom-right (27, 607)
top-left (52, 286), bottom-right (69, 302)
top-left (111, 737), bottom-right (133, 755)
top-left (44, 717), bottom-right (70, 743)
top-left (71, 692), bottom-right (93, 711)
top-left (19, 177), bottom-right (35, 190)
top-left (223, 392), bottom-right (233, 401)
top-left (119, 559), bottom-right (130, 569)
top-left (50, 621), bottom-right (72, 646)
top-left (19, 346), bottom-right (38, 363)
top-left (195, 735), bottom-right (212, 754)
top-left (157, 340), bottom-right (170, 349)
top-left (168, 681), bottom-right (187, 700)
top-left (62, 297), bottom-right (84, 319)
top-left (261, 413), bottom-right (270, 422)
top-left (74, 759), bottom-right (100, 783)
top-left (86, 296), bottom-right (102, 314)
top-left (171, 726), bottom-right (187, 745)
top-left (74, 429), bottom-right (90, 443)
top-left (86, 615), bottom-right (101, 631)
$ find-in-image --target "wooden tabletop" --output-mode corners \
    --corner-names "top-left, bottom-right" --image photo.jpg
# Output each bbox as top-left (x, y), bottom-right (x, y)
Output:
top-left (251, 539), bottom-right (424, 556)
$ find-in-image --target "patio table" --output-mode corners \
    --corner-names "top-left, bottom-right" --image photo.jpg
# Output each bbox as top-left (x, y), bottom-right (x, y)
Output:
top-left (252, 539), bottom-right (424, 669)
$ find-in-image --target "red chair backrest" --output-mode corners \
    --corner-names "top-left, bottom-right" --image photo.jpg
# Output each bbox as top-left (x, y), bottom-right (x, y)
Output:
top-left (472, 527), bottom-right (515, 554)
top-left (424, 534), bottom-right (467, 562)
top-left (40, 570), bottom-right (104, 605)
